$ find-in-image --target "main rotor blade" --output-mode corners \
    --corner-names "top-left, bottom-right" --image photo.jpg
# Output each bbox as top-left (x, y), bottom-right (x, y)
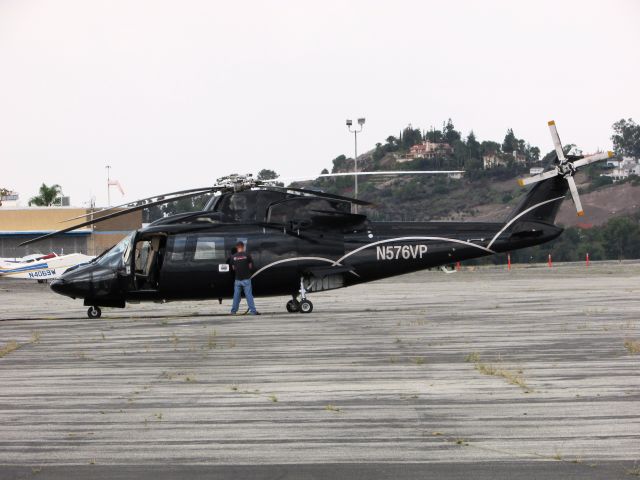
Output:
top-left (266, 186), bottom-right (373, 206)
top-left (517, 168), bottom-right (559, 186)
top-left (566, 175), bottom-right (584, 216)
top-left (318, 170), bottom-right (464, 177)
top-left (19, 189), bottom-right (216, 247)
top-left (572, 151), bottom-right (614, 169)
top-left (548, 120), bottom-right (566, 163)
top-left (60, 187), bottom-right (215, 223)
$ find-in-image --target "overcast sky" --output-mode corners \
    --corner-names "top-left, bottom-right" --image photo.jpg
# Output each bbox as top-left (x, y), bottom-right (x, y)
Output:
top-left (1, 0), bottom-right (638, 207)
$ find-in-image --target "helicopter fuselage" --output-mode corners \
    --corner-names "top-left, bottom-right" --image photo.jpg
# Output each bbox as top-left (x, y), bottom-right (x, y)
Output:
top-left (50, 217), bottom-right (562, 308)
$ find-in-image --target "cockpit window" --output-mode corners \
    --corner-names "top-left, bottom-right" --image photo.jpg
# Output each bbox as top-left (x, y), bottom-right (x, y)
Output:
top-left (96, 232), bottom-right (134, 268)
top-left (214, 191), bottom-right (286, 222)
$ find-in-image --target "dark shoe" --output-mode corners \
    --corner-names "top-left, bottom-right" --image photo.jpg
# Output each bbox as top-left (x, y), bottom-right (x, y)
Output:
top-left (250, 311), bottom-right (261, 315)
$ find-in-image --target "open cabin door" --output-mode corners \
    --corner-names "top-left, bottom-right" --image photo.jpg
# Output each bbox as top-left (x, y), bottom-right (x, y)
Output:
top-left (124, 233), bottom-right (168, 301)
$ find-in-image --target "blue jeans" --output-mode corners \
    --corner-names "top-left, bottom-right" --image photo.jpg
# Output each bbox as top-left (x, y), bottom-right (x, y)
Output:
top-left (231, 279), bottom-right (257, 314)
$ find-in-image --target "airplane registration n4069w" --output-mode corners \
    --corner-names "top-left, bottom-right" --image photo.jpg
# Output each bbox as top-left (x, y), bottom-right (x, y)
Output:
top-left (19, 121), bottom-right (614, 318)
top-left (0, 253), bottom-right (94, 281)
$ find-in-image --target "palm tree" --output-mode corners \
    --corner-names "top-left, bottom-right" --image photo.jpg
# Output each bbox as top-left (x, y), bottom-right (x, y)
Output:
top-left (0, 187), bottom-right (10, 207)
top-left (29, 183), bottom-right (62, 206)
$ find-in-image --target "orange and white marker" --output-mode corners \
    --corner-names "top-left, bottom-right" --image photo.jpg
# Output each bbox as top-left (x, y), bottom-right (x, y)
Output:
top-left (548, 254), bottom-right (552, 268)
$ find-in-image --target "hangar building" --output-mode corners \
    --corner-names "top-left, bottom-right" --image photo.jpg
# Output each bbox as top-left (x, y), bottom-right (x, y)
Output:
top-left (0, 207), bottom-right (142, 258)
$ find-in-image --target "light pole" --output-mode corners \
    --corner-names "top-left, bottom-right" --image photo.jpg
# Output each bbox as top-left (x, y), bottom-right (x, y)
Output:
top-left (346, 117), bottom-right (365, 212)
top-left (106, 165), bottom-right (111, 206)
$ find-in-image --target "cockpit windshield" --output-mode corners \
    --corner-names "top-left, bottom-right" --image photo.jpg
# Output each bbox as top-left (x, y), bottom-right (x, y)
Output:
top-left (95, 232), bottom-right (134, 268)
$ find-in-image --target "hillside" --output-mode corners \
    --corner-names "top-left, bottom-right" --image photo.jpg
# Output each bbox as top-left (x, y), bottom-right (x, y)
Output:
top-left (293, 119), bottom-right (640, 226)
top-left (291, 119), bottom-right (640, 261)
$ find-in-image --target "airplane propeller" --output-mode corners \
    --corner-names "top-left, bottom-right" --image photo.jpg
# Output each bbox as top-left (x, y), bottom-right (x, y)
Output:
top-left (517, 120), bottom-right (614, 216)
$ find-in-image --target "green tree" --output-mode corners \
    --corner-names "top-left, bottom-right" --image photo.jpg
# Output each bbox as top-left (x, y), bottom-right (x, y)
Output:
top-left (528, 145), bottom-right (541, 161)
top-left (443, 119), bottom-right (460, 144)
top-left (29, 183), bottom-right (62, 206)
top-left (331, 154), bottom-right (350, 173)
top-left (502, 128), bottom-right (518, 153)
top-left (0, 187), bottom-right (10, 207)
top-left (480, 140), bottom-right (501, 155)
top-left (603, 216), bottom-right (640, 259)
top-left (401, 125), bottom-right (422, 150)
top-left (425, 129), bottom-right (443, 143)
top-left (466, 131), bottom-right (481, 160)
top-left (611, 118), bottom-right (640, 157)
top-left (257, 169), bottom-right (279, 181)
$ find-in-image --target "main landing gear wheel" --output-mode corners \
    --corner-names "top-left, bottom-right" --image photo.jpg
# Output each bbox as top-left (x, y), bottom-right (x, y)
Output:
top-left (87, 306), bottom-right (102, 319)
top-left (299, 299), bottom-right (313, 314)
top-left (286, 299), bottom-right (300, 313)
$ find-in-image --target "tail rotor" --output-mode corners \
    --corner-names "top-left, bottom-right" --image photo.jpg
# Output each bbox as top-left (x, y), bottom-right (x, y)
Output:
top-left (517, 120), bottom-right (613, 216)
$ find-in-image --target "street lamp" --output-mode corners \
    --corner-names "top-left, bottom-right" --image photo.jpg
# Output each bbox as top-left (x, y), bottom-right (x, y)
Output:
top-left (346, 117), bottom-right (365, 211)
top-left (106, 165), bottom-right (112, 207)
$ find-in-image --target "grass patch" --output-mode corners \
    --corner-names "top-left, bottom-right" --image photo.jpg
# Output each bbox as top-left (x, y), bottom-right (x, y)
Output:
top-left (464, 352), bottom-right (480, 363)
top-left (268, 394), bottom-right (278, 403)
top-left (623, 339), bottom-right (640, 355)
top-left (207, 330), bottom-right (217, 349)
top-left (410, 356), bottom-right (425, 365)
top-left (0, 332), bottom-right (41, 359)
top-left (466, 353), bottom-right (531, 392)
top-left (626, 464), bottom-right (640, 476)
top-left (325, 404), bottom-right (342, 413)
top-left (0, 340), bottom-right (20, 358)
top-left (169, 332), bottom-right (179, 349)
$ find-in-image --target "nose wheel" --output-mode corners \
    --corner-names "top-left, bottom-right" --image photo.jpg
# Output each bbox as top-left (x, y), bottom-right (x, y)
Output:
top-left (87, 306), bottom-right (102, 319)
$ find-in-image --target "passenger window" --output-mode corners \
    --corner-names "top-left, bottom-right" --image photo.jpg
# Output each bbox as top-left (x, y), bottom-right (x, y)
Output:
top-left (168, 235), bottom-right (188, 262)
top-left (194, 236), bottom-right (225, 261)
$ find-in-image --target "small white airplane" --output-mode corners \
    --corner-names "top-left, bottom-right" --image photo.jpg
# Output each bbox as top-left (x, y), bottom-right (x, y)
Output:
top-left (0, 252), bottom-right (95, 281)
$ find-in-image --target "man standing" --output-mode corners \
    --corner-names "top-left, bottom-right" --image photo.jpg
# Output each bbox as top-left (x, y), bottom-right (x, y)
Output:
top-left (230, 241), bottom-right (260, 315)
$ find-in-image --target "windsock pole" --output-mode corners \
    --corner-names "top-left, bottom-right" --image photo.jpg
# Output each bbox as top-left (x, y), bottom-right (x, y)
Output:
top-left (507, 253), bottom-right (511, 271)
top-left (548, 254), bottom-right (552, 268)
top-left (586, 252), bottom-right (590, 267)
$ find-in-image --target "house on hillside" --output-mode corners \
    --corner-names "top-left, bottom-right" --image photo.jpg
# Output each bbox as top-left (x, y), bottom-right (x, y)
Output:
top-left (600, 156), bottom-right (640, 181)
top-left (401, 141), bottom-right (453, 161)
top-left (530, 167), bottom-right (544, 175)
top-left (512, 151), bottom-right (527, 166)
top-left (483, 153), bottom-right (507, 169)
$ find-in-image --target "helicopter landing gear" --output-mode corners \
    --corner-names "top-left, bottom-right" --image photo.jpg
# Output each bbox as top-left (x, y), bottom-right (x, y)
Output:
top-left (284, 278), bottom-right (314, 314)
top-left (299, 299), bottom-right (313, 313)
top-left (286, 298), bottom-right (300, 313)
top-left (87, 306), bottom-right (102, 319)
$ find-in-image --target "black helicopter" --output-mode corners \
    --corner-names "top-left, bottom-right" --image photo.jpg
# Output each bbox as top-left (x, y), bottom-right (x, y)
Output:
top-left (22, 121), bottom-right (612, 318)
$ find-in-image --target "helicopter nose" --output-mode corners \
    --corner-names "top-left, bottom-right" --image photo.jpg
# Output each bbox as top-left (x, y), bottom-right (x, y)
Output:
top-left (50, 277), bottom-right (83, 299)
top-left (50, 278), bottom-right (69, 295)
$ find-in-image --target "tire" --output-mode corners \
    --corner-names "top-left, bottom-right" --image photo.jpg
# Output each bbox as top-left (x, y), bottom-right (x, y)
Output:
top-left (87, 306), bottom-right (102, 319)
top-left (286, 300), bottom-right (300, 313)
top-left (299, 299), bottom-right (313, 314)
